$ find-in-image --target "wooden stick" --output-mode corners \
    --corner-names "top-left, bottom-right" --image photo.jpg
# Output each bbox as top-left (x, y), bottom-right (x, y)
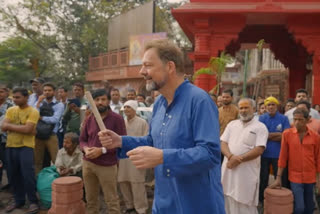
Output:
top-left (85, 91), bottom-right (106, 131)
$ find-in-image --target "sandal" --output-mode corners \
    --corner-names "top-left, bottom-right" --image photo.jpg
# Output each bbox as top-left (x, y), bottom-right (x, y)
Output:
top-left (26, 203), bottom-right (39, 214)
top-left (5, 201), bottom-right (24, 213)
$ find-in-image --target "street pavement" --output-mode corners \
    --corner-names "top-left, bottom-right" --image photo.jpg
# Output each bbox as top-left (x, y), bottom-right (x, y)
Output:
top-left (0, 172), bottom-right (318, 214)
top-left (0, 171), bottom-right (154, 214)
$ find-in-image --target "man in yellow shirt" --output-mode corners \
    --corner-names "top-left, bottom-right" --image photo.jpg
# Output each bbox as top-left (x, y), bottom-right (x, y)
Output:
top-left (1, 88), bottom-right (40, 214)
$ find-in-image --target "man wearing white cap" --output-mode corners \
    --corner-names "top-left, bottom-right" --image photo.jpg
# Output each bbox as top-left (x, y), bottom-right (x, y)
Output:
top-left (118, 100), bottom-right (149, 214)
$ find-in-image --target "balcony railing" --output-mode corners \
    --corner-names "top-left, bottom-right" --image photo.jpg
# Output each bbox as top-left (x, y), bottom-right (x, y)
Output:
top-left (89, 49), bottom-right (129, 72)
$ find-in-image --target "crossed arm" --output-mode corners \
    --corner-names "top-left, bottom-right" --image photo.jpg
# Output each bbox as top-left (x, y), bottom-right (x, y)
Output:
top-left (1, 118), bottom-right (36, 134)
top-left (221, 141), bottom-right (265, 169)
top-left (268, 132), bottom-right (282, 142)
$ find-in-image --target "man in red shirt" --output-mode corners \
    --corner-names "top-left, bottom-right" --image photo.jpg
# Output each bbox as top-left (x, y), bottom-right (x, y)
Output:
top-left (80, 89), bottom-right (126, 214)
top-left (296, 100), bottom-right (320, 135)
top-left (270, 108), bottom-right (320, 214)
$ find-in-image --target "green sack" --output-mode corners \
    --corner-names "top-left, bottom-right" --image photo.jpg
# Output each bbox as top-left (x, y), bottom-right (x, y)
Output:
top-left (36, 165), bottom-right (60, 209)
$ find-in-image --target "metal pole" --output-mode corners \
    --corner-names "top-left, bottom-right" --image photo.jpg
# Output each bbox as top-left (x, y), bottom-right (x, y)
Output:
top-left (242, 50), bottom-right (249, 97)
top-left (152, 0), bottom-right (156, 33)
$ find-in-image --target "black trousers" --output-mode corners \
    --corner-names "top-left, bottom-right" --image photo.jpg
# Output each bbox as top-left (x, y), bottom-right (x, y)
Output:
top-left (0, 142), bottom-right (9, 185)
top-left (259, 157), bottom-right (290, 202)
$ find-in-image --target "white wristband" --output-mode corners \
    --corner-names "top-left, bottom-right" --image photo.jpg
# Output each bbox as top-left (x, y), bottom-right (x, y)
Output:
top-left (101, 147), bottom-right (107, 154)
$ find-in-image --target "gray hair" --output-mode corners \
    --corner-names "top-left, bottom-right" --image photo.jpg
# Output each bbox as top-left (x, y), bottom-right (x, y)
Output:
top-left (144, 39), bottom-right (185, 74)
top-left (64, 132), bottom-right (79, 145)
top-left (293, 108), bottom-right (309, 119)
top-left (238, 98), bottom-right (256, 108)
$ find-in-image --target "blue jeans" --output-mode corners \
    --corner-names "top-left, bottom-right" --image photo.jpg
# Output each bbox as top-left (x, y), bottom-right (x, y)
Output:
top-left (290, 182), bottom-right (314, 214)
top-left (57, 131), bottom-right (64, 149)
top-left (6, 147), bottom-right (38, 205)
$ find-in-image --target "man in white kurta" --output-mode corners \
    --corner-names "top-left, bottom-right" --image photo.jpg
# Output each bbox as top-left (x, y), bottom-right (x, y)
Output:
top-left (118, 100), bottom-right (149, 214)
top-left (221, 98), bottom-right (268, 214)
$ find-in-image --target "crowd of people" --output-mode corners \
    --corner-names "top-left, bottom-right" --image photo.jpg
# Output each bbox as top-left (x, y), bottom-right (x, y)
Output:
top-left (0, 79), bottom-right (157, 214)
top-left (0, 39), bottom-right (319, 214)
top-left (210, 87), bottom-right (320, 214)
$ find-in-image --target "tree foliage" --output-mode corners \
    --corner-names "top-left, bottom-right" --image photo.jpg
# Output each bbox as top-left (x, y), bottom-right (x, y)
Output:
top-left (193, 52), bottom-right (233, 94)
top-left (155, 0), bottom-right (190, 48)
top-left (0, 37), bottom-right (49, 87)
top-left (0, 0), bottom-right (189, 86)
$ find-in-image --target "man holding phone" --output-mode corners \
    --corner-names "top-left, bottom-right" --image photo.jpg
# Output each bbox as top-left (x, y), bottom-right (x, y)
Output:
top-left (62, 82), bottom-right (87, 135)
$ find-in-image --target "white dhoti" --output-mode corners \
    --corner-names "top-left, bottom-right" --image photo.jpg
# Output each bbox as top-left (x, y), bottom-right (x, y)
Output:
top-left (224, 195), bottom-right (258, 214)
top-left (221, 119), bottom-right (269, 214)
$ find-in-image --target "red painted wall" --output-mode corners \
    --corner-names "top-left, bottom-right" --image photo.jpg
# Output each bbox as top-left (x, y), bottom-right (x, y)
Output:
top-left (190, 0), bottom-right (318, 2)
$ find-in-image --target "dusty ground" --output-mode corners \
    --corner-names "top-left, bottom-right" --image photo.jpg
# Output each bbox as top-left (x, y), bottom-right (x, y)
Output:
top-left (0, 170), bottom-right (154, 214)
top-left (0, 172), bottom-right (319, 214)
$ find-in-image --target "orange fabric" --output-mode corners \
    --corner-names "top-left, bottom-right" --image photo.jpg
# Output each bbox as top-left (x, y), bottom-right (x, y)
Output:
top-left (219, 104), bottom-right (238, 136)
top-left (290, 118), bottom-right (320, 135)
top-left (278, 127), bottom-right (320, 183)
top-left (307, 118), bottom-right (320, 135)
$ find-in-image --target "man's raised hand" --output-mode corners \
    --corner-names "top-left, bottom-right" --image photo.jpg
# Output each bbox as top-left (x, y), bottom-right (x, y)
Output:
top-left (98, 129), bottom-right (122, 149)
top-left (127, 146), bottom-right (163, 169)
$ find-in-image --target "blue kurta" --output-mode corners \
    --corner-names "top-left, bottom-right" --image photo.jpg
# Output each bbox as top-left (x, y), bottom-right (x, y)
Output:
top-left (118, 80), bottom-right (225, 214)
top-left (259, 111), bottom-right (290, 158)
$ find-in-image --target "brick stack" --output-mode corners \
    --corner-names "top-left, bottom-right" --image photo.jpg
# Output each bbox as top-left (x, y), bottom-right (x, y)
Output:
top-left (48, 176), bottom-right (86, 214)
top-left (264, 187), bottom-right (293, 214)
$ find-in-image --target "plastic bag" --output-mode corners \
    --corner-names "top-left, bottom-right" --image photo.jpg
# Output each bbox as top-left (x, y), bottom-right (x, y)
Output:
top-left (36, 165), bottom-right (60, 209)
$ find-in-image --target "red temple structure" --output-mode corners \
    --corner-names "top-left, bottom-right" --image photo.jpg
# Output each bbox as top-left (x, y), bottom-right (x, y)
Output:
top-left (172, 0), bottom-right (320, 104)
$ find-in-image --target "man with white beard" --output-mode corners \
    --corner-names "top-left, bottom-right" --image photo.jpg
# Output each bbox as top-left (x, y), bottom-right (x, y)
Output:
top-left (221, 98), bottom-right (268, 214)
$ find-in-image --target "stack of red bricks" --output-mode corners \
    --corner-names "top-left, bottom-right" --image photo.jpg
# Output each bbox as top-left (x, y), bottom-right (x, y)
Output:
top-left (264, 187), bottom-right (293, 214)
top-left (49, 176), bottom-right (86, 214)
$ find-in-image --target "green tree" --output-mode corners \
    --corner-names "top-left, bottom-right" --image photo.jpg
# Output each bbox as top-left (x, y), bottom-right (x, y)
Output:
top-left (155, 0), bottom-right (191, 48)
top-left (0, 0), bottom-right (189, 85)
top-left (193, 52), bottom-right (233, 94)
top-left (0, 37), bottom-right (48, 87)
top-left (0, 0), bottom-right (148, 84)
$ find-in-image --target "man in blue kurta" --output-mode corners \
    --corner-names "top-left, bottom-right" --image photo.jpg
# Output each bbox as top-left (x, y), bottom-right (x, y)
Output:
top-left (99, 39), bottom-right (225, 214)
top-left (258, 96), bottom-right (290, 203)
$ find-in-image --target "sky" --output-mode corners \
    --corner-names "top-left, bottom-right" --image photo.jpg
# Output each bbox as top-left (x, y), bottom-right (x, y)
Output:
top-left (0, 0), bottom-right (187, 41)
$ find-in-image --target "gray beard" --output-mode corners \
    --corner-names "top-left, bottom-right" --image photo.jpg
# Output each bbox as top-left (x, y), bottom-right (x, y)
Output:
top-left (239, 114), bottom-right (254, 122)
top-left (146, 81), bottom-right (159, 91)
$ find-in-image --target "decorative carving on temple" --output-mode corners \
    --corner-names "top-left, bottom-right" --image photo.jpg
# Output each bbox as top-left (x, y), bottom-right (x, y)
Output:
top-left (256, 0), bottom-right (282, 11)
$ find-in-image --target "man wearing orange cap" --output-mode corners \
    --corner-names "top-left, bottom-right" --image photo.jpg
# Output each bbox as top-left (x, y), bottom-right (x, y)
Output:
top-left (258, 96), bottom-right (290, 203)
